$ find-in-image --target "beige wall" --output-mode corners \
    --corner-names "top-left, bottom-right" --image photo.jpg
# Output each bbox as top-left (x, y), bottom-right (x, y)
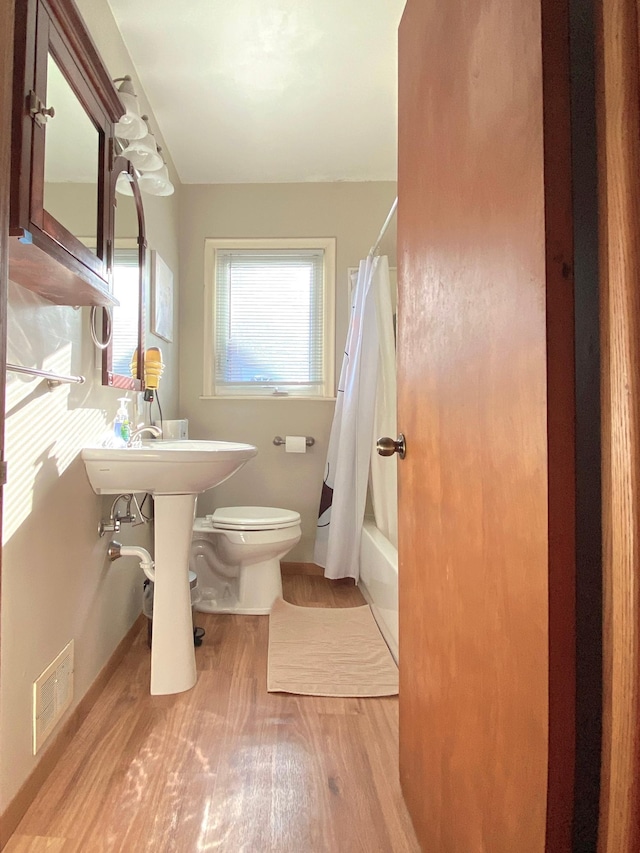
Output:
top-left (0, 1), bottom-right (180, 812)
top-left (178, 182), bottom-right (397, 561)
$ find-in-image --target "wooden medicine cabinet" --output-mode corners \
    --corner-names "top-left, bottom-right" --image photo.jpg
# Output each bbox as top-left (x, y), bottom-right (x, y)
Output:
top-left (9, 0), bottom-right (123, 306)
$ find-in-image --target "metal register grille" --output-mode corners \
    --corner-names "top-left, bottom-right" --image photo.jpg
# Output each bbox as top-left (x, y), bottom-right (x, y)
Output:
top-left (32, 640), bottom-right (74, 754)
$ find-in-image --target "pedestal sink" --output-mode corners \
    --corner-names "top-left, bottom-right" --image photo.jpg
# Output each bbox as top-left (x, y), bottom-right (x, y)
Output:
top-left (81, 440), bottom-right (257, 695)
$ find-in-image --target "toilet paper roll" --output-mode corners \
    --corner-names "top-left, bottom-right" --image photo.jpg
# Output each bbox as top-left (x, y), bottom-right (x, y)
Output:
top-left (285, 435), bottom-right (306, 453)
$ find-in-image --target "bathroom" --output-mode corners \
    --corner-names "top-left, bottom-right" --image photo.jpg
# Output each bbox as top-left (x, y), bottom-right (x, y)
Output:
top-left (0, 0), bottom-right (405, 847)
top-left (1, 0), bottom-right (634, 849)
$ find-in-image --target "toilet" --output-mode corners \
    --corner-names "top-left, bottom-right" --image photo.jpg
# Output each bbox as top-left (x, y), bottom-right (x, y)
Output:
top-left (189, 506), bottom-right (302, 614)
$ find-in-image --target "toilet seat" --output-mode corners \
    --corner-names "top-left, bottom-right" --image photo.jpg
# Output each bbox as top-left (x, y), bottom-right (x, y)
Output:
top-left (203, 506), bottom-right (301, 531)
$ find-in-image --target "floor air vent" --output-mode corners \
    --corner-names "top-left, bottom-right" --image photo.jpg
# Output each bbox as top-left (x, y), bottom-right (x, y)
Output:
top-left (32, 640), bottom-right (74, 754)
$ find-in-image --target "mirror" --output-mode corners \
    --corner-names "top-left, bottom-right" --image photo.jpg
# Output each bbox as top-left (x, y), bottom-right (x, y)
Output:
top-left (102, 159), bottom-right (145, 389)
top-left (43, 53), bottom-right (100, 254)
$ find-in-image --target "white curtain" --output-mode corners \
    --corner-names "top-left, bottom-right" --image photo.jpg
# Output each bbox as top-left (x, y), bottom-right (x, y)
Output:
top-left (370, 257), bottom-right (398, 547)
top-left (314, 255), bottom-right (394, 580)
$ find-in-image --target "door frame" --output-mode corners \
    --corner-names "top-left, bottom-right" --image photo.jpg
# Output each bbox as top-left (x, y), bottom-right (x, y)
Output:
top-left (0, 0), bottom-right (15, 712)
top-left (597, 0), bottom-right (640, 850)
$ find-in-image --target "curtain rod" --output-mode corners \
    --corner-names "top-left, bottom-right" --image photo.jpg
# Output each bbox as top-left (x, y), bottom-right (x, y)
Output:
top-left (6, 363), bottom-right (86, 386)
top-left (368, 196), bottom-right (398, 258)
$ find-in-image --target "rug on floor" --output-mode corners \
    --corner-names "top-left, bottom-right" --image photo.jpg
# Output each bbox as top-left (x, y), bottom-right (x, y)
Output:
top-left (267, 597), bottom-right (398, 697)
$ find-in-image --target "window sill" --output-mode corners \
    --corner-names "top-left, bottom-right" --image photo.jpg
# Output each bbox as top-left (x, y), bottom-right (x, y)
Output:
top-left (199, 395), bottom-right (337, 402)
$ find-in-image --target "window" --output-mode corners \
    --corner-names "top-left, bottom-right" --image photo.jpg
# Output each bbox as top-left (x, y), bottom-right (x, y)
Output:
top-left (204, 238), bottom-right (335, 398)
top-left (111, 244), bottom-right (140, 376)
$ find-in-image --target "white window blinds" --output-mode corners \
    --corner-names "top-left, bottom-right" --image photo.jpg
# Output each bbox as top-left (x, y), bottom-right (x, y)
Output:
top-left (112, 247), bottom-right (139, 376)
top-left (212, 247), bottom-right (331, 397)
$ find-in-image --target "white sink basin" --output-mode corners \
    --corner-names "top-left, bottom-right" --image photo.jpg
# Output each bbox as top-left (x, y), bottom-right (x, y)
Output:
top-left (81, 439), bottom-right (257, 495)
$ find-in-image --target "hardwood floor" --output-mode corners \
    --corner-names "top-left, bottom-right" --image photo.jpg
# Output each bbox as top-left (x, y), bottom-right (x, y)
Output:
top-left (6, 576), bottom-right (419, 852)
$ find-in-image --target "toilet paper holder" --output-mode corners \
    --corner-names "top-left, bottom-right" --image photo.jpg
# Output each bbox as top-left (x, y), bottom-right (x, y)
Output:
top-left (273, 435), bottom-right (315, 448)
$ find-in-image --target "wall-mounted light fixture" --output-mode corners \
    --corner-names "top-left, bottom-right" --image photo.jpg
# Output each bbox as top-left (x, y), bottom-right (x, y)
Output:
top-left (113, 76), bottom-right (175, 197)
top-left (113, 76), bottom-right (146, 140)
top-left (138, 163), bottom-right (174, 197)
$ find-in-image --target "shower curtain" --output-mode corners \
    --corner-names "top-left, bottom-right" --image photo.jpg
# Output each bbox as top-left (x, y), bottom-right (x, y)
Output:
top-left (370, 259), bottom-right (398, 548)
top-left (314, 255), bottom-right (396, 580)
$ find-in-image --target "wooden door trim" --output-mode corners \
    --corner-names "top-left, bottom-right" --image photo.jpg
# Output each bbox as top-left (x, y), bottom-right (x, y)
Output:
top-left (597, 0), bottom-right (640, 850)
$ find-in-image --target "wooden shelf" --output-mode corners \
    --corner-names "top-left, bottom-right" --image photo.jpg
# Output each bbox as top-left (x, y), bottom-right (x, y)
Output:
top-left (9, 234), bottom-right (117, 306)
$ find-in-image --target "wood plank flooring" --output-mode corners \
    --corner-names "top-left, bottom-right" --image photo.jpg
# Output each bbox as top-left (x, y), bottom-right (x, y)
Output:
top-left (6, 576), bottom-right (419, 852)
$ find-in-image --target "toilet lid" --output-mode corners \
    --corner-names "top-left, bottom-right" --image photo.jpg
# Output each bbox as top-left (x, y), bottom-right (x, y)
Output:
top-left (210, 506), bottom-right (301, 530)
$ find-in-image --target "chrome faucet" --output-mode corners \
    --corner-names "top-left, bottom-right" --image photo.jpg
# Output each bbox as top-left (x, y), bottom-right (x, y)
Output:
top-left (128, 424), bottom-right (163, 446)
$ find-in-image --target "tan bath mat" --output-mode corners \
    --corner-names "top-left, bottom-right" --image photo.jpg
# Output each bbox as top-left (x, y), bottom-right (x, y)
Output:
top-left (267, 598), bottom-right (398, 697)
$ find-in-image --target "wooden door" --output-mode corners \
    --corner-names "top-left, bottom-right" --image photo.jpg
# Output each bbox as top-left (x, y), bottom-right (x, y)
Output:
top-left (397, 1), bottom-right (576, 850)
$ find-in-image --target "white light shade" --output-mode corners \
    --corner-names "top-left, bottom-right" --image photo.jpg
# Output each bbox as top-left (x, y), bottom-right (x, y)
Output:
top-left (115, 171), bottom-right (134, 196)
top-left (120, 134), bottom-right (163, 172)
top-left (138, 165), bottom-right (175, 196)
top-left (114, 92), bottom-right (147, 140)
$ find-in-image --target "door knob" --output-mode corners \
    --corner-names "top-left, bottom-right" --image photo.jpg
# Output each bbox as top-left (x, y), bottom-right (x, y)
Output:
top-left (376, 434), bottom-right (406, 459)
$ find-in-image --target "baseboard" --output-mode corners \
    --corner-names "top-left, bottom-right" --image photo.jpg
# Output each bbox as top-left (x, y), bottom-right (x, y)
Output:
top-left (281, 561), bottom-right (325, 576)
top-left (0, 613), bottom-right (145, 850)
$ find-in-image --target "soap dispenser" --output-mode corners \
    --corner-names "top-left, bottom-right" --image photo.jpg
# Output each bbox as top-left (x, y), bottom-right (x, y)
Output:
top-left (114, 397), bottom-right (131, 446)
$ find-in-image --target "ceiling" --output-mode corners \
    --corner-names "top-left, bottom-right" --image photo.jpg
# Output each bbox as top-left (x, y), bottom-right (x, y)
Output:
top-left (106, 0), bottom-right (405, 185)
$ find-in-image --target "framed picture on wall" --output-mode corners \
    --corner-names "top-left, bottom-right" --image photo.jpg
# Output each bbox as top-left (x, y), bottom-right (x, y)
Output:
top-left (151, 250), bottom-right (174, 342)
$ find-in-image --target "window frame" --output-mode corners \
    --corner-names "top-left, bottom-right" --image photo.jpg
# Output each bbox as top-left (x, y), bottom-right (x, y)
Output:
top-left (203, 237), bottom-right (336, 399)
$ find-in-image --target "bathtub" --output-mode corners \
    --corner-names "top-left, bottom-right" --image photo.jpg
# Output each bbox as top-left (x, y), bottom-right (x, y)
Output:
top-left (358, 517), bottom-right (399, 663)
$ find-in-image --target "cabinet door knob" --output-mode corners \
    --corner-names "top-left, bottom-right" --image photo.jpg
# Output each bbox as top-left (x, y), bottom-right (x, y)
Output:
top-left (376, 434), bottom-right (406, 459)
top-left (29, 90), bottom-right (55, 126)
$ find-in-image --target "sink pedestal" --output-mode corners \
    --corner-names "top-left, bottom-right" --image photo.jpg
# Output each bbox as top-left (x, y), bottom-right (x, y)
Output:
top-left (150, 494), bottom-right (197, 695)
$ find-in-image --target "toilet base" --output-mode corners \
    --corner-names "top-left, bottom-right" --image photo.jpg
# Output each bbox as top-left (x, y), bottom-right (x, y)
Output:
top-left (193, 557), bottom-right (283, 615)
